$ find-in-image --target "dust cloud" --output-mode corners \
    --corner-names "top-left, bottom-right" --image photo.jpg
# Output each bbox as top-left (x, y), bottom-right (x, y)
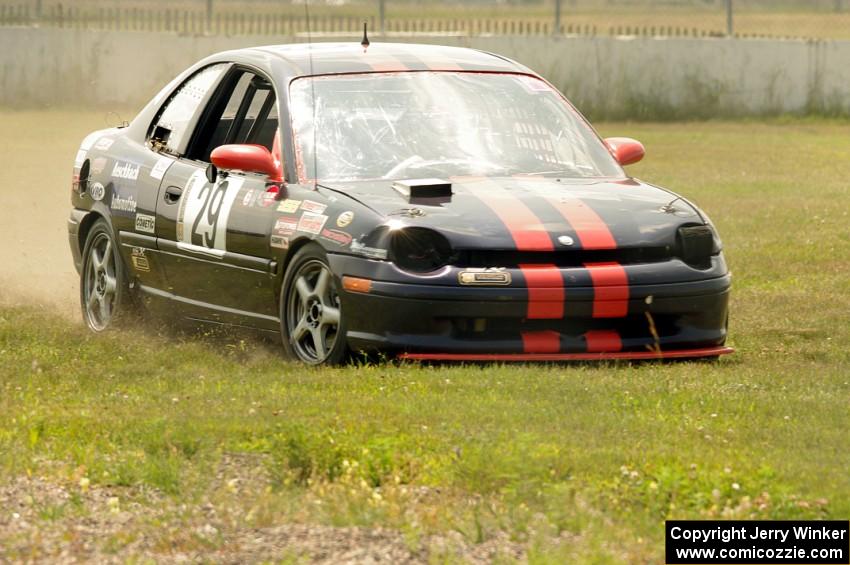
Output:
top-left (0, 110), bottom-right (130, 319)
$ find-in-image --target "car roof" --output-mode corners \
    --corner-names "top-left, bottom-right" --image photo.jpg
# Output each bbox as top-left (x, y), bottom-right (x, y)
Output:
top-left (239, 42), bottom-right (530, 78)
top-left (125, 42), bottom-right (538, 154)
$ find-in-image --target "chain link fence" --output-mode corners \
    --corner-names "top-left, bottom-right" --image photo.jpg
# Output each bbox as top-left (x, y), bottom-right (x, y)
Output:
top-left (0, 0), bottom-right (848, 39)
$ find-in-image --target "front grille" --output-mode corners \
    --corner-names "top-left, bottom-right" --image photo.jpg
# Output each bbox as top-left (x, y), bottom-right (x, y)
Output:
top-left (455, 246), bottom-right (673, 268)
top-left (445, 312), bottom-right (723, 351)
top-left (450, 314), bottom-right (677, 338)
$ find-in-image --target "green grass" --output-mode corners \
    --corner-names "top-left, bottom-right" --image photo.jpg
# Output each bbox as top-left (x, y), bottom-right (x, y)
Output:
top-left (1, 118), bottom-right (849, 561)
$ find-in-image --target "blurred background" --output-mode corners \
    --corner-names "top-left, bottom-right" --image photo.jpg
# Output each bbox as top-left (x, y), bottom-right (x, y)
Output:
top-left (0, 0), bottom-right (849, 40)
top-left (2, 0), bottom-right (849, 122)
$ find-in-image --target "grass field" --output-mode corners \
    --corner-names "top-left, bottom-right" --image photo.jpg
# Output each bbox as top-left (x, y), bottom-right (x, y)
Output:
top-left (1, 114), bottom-right (849, 562)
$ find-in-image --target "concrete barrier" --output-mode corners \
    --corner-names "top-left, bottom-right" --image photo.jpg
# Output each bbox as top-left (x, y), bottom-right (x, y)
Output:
top-left (1, 27), bottom-right (849, 119)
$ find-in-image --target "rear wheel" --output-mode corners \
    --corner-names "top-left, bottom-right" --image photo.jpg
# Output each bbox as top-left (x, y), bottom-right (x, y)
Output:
top-left (280, 244), bottom-right (348, 365)
top-left (80, 219), bottom-right (133, 332)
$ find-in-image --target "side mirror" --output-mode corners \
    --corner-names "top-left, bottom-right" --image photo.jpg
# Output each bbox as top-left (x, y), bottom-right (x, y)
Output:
top-left (604, 137), bottom-right (645, 166)
top-left (210, 144), bottom-right (282, 182)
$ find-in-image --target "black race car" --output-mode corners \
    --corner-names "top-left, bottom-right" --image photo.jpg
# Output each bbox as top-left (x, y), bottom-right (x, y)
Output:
top-left (69, 42), bottom-right (731, 364)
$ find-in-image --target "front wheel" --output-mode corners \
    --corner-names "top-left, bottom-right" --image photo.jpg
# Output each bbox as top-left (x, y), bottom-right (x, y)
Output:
top-left (280, 244), bottom-right (348, 365)
top-left (80, 218), bottom-right (133, 331)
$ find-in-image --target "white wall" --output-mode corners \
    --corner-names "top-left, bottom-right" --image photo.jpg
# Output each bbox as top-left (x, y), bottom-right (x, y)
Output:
top-left (1, 27), bottom-right (849, 118)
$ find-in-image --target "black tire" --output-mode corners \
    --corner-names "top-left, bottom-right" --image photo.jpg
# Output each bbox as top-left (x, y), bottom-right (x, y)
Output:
top-left (280, 243), bottom-right (348, 365)
top-left (80, 218), bottom-right (133, 332)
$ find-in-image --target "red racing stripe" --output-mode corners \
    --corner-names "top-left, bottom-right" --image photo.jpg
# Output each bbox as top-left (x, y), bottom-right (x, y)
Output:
top-left (365, 53), bottom-right (409, 72)
top-left (536, 193), bottom-right (617, 250)
top-left (519, 264), bottom-right (564, 319)
top-left (584, 330), bottom-right (623, 352)
top-left (521, 330), bottom-right (561, 353)
top-left (525, 185), bottom-right (632, 319)
top-left (420, 58), bottom-right (464, 71)
top-left (585, 262), bottom-right (629, 318)
top-left (462, 180), bottom-right (553, 251)
top-left (403, 47), bottom-right (465, 71)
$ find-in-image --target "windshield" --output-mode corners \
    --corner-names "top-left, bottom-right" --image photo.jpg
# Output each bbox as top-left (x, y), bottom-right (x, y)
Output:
top-left (290, 72), bottom-right (623, 183)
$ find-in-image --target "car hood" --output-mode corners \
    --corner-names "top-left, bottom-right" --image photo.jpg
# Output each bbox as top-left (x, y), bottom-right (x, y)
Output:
top-left (321, 176), bottom-right (704, 251)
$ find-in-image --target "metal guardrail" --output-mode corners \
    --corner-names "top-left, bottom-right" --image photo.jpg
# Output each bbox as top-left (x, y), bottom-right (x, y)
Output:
top-left (0, 4), bottom-right (692, 37)
top-left (0, 0), bottom-right (847, 40)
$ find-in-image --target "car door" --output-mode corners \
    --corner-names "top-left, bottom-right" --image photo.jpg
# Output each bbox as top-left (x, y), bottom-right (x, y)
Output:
top-left (153, 67), bottom-right (283, 327)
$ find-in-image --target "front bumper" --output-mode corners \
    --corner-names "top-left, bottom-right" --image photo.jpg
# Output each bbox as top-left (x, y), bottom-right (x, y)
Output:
top-left (399, 347), bottom-right (733, 362)
top-left (330, 254), bottom-right (731, 358)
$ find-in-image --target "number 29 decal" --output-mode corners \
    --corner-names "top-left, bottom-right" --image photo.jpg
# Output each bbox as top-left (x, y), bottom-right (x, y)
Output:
top-left (176, 170), bottom-right (244, 256)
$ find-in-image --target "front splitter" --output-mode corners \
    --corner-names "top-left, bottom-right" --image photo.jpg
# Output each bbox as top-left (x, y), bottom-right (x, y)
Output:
top-left (397, 346), bottom-right (734, 362)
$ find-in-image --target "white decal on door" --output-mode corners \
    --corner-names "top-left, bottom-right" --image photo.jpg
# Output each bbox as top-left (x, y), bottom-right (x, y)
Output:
top-left (176, 170), bottom-right (244, 252)
top-left (150, 156), bottom-right (174, 180)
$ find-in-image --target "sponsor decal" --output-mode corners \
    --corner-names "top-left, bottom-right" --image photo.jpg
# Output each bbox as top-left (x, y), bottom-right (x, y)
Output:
top-left (110, 192), bottom-right (137, 214)
top-left (273, 217), bottom-right (298, 236)
top-left (149, 156), bottom-right (173, 180)
top-left (74, 149), bottom-right (87, 168)
top-left (458, 268), bottom-right (512, 286)
top-left (277, 199), bottom-right (301, 213)
top-left (351, 240), bottom-right (388, 260)
top-left (130, 247), bottom-right (150, 273)
top-left (89, 182), bottom-right (105, 202)
top-left (320, 228), bottom-right (353, 246)
top-left (336, 211), bottom-right (354, 228)
top-left (135, 213), bottom-right (156, 234)
top-left (270, 235), bottom-right (290, 250)
top-left (297, 212), bottom-right (328, 235)
top-left (301, 200), bottom-right (327, 214)
top-left (259, 186), bottom-right (279, 207)
top-left (112, 161), bottom-right (140, 181)
top-left (90, 157), bottom-right (108, 175)
top-left (93, 137), bottom-right (115, 151)
top-left (242, 189), bottom-right (256, 207)
top-left (176, 169), bottom-right (244, 251)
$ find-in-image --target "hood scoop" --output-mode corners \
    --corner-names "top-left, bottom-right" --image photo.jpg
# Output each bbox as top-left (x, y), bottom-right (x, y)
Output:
top-left (392, 178), bottom-right (453, 205)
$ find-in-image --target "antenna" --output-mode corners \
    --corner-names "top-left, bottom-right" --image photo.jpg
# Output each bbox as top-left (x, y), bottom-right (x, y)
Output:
top-left (303, 0), bottom-right (319, 190)
top-left (361, 22), bottom-right (370, 51)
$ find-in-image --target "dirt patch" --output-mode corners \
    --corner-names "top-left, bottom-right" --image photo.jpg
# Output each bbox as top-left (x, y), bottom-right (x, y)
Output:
top-left (0, 454), bottom-right (527, 564)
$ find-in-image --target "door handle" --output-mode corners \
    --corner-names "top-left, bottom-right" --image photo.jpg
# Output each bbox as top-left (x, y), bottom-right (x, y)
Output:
top-left (164, 186), bottom-right (183, 204)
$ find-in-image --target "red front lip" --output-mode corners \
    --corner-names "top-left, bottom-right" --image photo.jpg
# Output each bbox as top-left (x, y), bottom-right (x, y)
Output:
top-left (398, 346), bottom-right (734, 362)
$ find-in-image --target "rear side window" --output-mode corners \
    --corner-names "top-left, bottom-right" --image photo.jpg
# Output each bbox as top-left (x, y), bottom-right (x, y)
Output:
top-left (150, 63), bottom-right (228, 155)
top-left (191, 71), bottom-right (279, 163)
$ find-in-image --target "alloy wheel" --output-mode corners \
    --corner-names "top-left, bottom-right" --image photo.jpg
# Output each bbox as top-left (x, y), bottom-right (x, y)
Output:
top-left (286, 259), bottom-right (342, 364)
top-left (83, 232), bottom-right (118, 331)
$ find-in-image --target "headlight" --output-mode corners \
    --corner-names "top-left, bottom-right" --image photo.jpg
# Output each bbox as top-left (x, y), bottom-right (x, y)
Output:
top-left (677, 224), bottom-right (717, 269)
top-left (389, 228), bottom-right (453, 273)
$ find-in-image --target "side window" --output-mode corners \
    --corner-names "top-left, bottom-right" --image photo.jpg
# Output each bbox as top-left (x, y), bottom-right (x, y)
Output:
top-left (234, 87), bottom-right (275, 144)
top-left (200, 72), bottom-right (254, 158)
top-left (149, 63), bottom-right (228, 156)
top-left (191, 70), bottom-right (280, 164)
